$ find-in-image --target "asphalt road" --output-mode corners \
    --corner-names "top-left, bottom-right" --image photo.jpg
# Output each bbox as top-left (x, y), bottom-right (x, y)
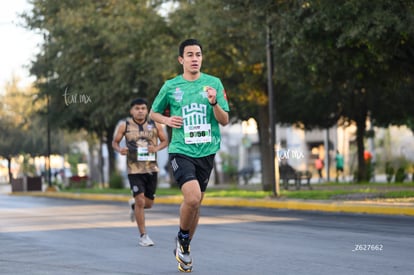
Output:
top-left (1, 194), bottom-right (414, 275)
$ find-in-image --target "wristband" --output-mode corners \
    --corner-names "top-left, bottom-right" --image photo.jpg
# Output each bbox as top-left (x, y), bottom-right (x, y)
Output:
top-left (209, 100), bottom-right (218, 106)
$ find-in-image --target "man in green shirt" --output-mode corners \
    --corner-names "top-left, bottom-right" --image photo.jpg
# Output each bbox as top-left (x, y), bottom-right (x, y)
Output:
top-left (335, 150), bottom-right (344, 182)
top-left (150, 39), bottom-right (229, 272)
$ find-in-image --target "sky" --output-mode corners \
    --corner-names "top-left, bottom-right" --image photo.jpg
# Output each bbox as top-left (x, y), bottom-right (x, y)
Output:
top-left (0, 0), bottom-right (42, 91)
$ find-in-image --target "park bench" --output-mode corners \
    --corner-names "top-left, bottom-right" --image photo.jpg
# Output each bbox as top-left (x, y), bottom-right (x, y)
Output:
top-left (238, 166), bottom-right (255, 185)
top-left (279, 163), bottom-right (312, 190)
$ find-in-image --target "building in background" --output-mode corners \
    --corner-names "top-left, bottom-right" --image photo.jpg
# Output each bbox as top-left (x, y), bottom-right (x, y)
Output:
top-left (219, 119), bottom-right (414, 184)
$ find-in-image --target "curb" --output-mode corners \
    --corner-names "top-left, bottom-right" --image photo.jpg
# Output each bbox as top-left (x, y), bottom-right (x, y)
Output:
top-left (201, 197), bottom-right (414, 216)
top-left (9, 191), bottom-right (414, 216)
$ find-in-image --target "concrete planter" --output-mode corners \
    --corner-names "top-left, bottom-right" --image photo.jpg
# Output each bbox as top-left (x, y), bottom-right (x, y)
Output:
top-left (11, 176), bottom-right (43, 192)
top-left (11, 178), bottom-right (24, 192)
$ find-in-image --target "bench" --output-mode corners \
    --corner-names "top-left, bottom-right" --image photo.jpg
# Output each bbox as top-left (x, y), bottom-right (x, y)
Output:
top-left (279, 164), bottom-right (312, 190)
top-left (237, 167), bottom-right (255, 185)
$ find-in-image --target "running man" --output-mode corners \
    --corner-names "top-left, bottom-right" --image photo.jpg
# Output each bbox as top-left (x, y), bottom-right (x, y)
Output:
top-left (112, 98), bottom-right (168, 246)
top-left (150, 39), bottom-right (230, 272)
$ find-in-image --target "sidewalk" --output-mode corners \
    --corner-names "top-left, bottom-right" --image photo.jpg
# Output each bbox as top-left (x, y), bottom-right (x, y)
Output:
top-left (2, 182), bottom-right (414, 216)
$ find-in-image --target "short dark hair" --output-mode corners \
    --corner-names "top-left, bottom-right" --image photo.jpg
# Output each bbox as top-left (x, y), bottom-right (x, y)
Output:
top-left (179, 39), bottom-right (203, 57)
top-left (130, 98), bottom-right (148, 108)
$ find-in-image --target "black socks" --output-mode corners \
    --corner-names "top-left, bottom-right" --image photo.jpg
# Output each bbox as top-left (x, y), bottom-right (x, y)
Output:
top-left (178, 229), bottom-right (190, 239)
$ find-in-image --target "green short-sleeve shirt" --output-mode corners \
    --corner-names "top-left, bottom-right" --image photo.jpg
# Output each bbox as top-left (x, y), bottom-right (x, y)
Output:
top-left (151, 73), bottom-right (230, 158)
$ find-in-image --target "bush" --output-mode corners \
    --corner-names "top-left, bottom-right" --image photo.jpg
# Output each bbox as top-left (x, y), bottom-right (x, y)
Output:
top-left (385, 162), bottom-right (394, 183)
top-left (220, 152), bottom-right (238, 183)
top-left (395, 167), bottom-right (406, 183)
top-left (109, 172), bottom-right (124, 189)
top-left (69, 176), bottom-right (89, 188)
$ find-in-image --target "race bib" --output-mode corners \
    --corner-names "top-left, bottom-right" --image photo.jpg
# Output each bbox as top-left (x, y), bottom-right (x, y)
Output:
top-left (184, 124), bottom-right (212, 144)
top-left (137, 147), bottom-right (155, 161)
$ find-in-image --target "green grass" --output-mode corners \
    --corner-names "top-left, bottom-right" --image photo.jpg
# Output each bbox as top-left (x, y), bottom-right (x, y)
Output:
top-left (64, 187), bottom-right (182, 196)
top-left (382, 190), bottom-right (414, 199)
top-left (205, 189), bottom-right (272, 199)
top-left (61, 182), bottom-right (414, 200)
top-left (279, 190), bottom-right (354, 200)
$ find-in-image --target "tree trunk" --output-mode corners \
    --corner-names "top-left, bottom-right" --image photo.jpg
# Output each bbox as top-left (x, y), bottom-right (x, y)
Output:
top-left (355, 115), bottom-right (366, 181)
top-left (7, 156), bottom-right (12, 184)
top-left (99, 137), bottom-right (105, 184)
top-left (353, 88), bottom-right (368, 182)
top-left (106, 126), bottom-right (116, 177)
top-left (257, 105), bottom-right (272, 191)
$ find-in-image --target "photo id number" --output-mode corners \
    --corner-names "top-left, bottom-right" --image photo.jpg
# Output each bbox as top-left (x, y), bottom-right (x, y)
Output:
top-left (352, 244), bottom-right (383, 252)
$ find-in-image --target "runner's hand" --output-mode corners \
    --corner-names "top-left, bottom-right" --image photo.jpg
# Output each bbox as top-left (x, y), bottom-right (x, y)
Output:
top-left (206, 86), bottom-right (217, 105)
top-left (167, 116), bottom-right (183, 128)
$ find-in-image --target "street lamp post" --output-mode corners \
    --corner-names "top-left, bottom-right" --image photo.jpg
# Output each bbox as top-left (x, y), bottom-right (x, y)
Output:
top-left (47, 91), bottom-right (51, 187)
top-left (44, 33), bottom-right (55, 191)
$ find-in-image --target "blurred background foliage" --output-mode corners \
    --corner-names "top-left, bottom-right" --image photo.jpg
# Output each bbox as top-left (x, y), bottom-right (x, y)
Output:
top-left (1, 0), bottom-right (413, 188)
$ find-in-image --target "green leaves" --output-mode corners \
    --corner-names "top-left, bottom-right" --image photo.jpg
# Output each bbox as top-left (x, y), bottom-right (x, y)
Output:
top-left (19, 0), bottom-right (414, 183)
top-left (24, 0), bottom-right (171, 134)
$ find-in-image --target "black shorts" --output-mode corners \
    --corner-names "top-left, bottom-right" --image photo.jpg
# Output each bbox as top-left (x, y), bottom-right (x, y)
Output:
top-left (169, 153), bottom-right (215, 192)
top-left (128, 173), bottom-right (158, 199)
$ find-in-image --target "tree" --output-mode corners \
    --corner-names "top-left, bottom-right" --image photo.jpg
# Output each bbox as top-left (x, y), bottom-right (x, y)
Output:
top-left (0, 77), bottom-right (70, 182)
top-left (167, 0), bottom-right (281, 191)
top-left (21, 0), bottom-right (414, 186)
top-left (167, 0), bottom-right (414, 184)
top-left (21, 0), bottom-right (173, 176)
top-left (274, 0), bottom-right (414, 181)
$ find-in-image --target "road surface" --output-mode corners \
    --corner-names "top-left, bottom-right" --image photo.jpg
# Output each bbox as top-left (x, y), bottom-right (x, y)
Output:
top-left (1, 194), bottom-right (413, 274)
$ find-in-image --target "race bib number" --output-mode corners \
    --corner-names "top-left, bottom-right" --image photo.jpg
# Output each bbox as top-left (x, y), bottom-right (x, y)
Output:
top-left (137, 147), bottom-right (155, 161)
top-left (184, 124), bottom-right (212, 144)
